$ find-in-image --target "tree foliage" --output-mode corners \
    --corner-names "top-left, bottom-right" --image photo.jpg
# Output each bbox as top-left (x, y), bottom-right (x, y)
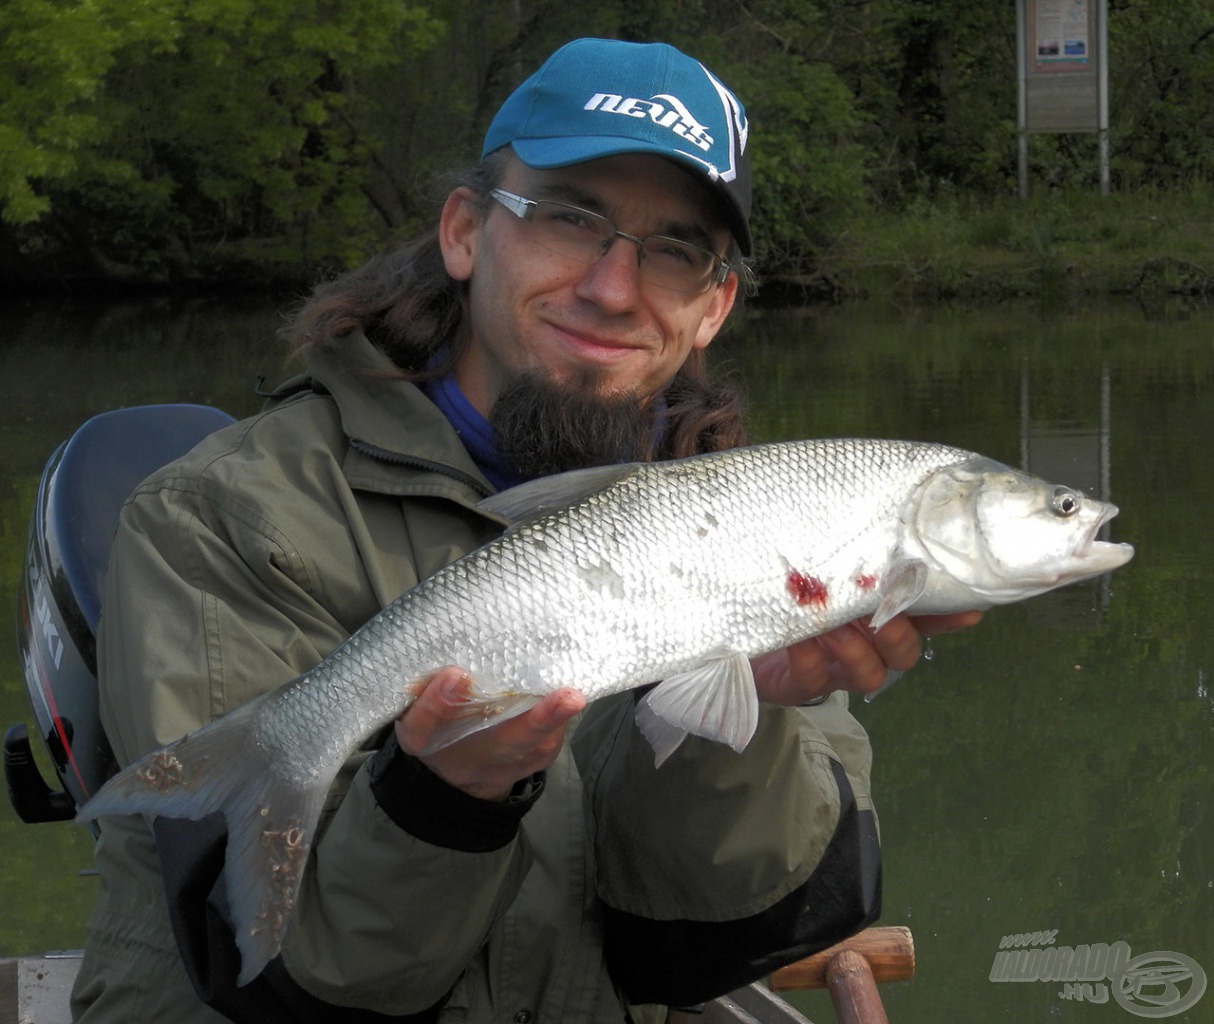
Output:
top-left (1, 0), bottom-right (443, 279)
top-left (2, 0), bottom-right (1213, 283)
top-left (0, 0), bottom-right (174, 225)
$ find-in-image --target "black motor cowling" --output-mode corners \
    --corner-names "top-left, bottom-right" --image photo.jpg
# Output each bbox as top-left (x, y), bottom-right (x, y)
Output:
top-left (6, 404), bottom-right (235, 828)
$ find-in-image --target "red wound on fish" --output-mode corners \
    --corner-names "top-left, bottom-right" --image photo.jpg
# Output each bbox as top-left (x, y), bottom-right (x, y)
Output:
top-left (855, 573), bottom-right (878, 591)
top-left (786, 570), bottom-right (828, 606)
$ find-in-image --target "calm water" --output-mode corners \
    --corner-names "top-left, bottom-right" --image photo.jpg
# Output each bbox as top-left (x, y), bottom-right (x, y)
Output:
top-left (1, 294), bottom-right (1210, 1022)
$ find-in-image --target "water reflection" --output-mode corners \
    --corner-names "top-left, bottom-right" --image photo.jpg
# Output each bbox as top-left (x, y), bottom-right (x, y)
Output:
top-left (718, 301), bottom-right (1213, 1022)
top-left (1, 295), bottom-right (1210, 1021)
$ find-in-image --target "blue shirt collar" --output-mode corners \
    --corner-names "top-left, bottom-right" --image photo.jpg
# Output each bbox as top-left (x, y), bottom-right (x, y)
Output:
top-left (423, 374), bottom-right (531, 491)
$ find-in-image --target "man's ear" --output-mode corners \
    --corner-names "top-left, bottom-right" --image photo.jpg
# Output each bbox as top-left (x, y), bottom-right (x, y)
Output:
top-left (439, 188), bottom-right (480, 281)
top-left (692, 271), bottom-right (739, 351)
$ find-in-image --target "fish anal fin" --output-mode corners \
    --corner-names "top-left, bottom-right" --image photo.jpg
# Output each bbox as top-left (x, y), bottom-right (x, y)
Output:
top-left (418, 692), bottom-right (543, 755)
top-left (871, 558), bottom-right (929, 631)
top-left (635, 653), bottom-right (759, 767)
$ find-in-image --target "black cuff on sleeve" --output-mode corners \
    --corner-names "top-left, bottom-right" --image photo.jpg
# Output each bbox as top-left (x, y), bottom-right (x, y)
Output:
top-left (367, 734), bottom-right (544, 853)
top-left (601, 758), bottom-right (881, 1007)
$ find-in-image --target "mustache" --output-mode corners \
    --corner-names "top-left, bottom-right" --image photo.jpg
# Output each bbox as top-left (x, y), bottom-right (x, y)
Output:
top-left (489, 369), bottom-right (657, 478)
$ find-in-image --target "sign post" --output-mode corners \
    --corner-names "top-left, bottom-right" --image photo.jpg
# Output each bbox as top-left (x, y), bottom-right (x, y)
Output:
top-left (1016, 0), bottom-right (1109, 196)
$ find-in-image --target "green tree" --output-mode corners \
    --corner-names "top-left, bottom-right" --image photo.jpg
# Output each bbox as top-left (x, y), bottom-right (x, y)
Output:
top-left (1109, 0), bottom-right (1214, 187)
top-left (0, 0), bottom-right (179, 225)
top-left (18, 0), bottom-right (1214, 286)
top-left (2, 0), bottom-right (443, 280)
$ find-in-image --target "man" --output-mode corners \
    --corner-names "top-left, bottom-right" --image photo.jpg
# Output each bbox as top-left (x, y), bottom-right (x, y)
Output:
top-left (72, 38), bottom-right (978, 1023)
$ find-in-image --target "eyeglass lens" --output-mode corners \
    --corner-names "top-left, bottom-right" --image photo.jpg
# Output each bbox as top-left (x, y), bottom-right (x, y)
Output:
top-left (525, 199), bottom-right (723, 294)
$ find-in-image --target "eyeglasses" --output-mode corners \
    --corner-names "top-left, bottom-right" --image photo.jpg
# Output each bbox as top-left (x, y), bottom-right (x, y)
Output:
top-left (489, 188), bottom-right (734, 295)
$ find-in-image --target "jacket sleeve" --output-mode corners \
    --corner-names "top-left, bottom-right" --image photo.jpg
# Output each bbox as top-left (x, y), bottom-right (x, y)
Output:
top-left (276, 738), bottom-right (540, 1014)
top-left (97, 465), bottom-right (534, 1020)
top-left (571, 691), bottom-right (881, 1007)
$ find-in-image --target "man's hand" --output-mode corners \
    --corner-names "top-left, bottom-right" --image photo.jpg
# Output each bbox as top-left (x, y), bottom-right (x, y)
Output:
top-left (752, 611), bottom-right (984, 705)
top-left (395, 668), bottom-right (585, 802)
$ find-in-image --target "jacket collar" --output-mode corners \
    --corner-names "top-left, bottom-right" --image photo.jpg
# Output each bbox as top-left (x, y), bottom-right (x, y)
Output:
top-left (302, 332), bottom-right (496, 502)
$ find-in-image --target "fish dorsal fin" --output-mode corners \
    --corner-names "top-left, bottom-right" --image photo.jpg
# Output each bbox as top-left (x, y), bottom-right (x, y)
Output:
top-left (870, 558), bottom-right (929, 631)
top-left (477, 463), bottom-right (641, 526)
top-left (634, 653), bottom-right (760, 767)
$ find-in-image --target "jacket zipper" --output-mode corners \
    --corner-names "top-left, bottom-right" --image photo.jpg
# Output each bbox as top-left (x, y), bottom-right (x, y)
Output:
top-left (349, 437), bottom-right (494, 499)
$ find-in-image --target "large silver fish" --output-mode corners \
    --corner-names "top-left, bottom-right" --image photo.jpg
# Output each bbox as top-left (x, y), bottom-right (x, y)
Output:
top-left (78, 438), bottom-right (1134, 983)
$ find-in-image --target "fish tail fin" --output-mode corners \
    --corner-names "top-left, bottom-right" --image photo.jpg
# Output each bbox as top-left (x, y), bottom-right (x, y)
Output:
top-left (77, 693), bottom-right (331, 985)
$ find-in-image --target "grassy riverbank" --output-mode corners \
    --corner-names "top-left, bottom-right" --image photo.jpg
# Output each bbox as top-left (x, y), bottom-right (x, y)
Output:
top-left (5, 188), bottom-right (1214, 306)
top-left (771, 187), bottom-right (1214, 306)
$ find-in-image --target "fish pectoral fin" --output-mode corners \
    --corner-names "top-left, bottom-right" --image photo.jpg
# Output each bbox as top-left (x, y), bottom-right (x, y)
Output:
top-left (477, 464), bottom-right (640, 527)
top-left (418, 692), bottom-right (543, 755)
top-left (870, 558), bottom-right (929, 631)
top-left (634, 653), bottom-right (760, 767)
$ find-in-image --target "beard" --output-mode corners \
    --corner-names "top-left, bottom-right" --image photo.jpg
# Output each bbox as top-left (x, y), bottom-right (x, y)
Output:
top-left (488, 368), bottom-right (657, 478)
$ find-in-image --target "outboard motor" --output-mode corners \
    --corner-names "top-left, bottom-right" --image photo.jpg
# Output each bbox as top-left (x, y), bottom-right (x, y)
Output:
top-left (5, 404), bottom-right (235, 831)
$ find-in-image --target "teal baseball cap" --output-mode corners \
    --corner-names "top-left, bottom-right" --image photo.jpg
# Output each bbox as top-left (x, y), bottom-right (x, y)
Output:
top-left (482, 38), bottom-right (753, 256)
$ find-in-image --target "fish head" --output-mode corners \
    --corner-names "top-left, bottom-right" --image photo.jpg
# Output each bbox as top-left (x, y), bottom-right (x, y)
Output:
top-left (910, 456), bottom-right (1135, 604)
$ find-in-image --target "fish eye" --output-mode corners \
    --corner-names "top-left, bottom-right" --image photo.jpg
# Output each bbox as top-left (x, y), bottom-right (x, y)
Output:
top-left (1051, 487), bottom-right (1081, 517)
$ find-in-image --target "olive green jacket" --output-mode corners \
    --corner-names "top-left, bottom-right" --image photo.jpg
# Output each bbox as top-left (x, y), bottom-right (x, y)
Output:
top-left (71, 332), bottom-right (879, 1023)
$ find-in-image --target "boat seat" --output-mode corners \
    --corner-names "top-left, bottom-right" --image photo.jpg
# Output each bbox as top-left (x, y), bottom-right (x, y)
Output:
top-left (51, 404), bottom-right (238, 636)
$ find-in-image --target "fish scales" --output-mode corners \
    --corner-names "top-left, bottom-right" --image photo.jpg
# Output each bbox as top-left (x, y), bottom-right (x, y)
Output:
top-left (258, 438), bottom-right (968, 779)
top-left (251, 439), bottom-right (971, 787)
top-left (78, 437), bottom-right (1134, 984)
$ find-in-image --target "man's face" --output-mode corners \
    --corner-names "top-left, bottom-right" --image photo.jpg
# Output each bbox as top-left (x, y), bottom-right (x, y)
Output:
top-left (440, 153), bottom-right (739, 417)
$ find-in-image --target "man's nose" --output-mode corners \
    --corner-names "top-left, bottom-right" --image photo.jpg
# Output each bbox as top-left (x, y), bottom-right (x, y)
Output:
top-left (575, 234), bottom-right (646, 309)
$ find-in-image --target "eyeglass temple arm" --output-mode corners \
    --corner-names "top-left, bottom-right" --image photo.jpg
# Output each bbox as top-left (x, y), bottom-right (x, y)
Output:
top-left (489, 189), bottom-right (534, 220)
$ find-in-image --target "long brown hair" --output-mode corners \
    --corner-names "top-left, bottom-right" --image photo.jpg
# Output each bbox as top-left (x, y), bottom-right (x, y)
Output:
top-left (283, 152), bottom-right (750, 458)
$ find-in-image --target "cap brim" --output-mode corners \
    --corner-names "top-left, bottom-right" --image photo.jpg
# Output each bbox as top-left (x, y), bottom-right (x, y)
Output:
top-left (509, 137), bottom-right (753, 257)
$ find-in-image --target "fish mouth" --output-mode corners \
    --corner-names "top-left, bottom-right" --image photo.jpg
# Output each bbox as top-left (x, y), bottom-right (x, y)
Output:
top-left (1074, 503), bottom-right (1135, 570)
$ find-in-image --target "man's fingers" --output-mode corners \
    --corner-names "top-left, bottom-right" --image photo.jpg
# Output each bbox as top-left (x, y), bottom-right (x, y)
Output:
top-left (817, 613), bottom-right (924, 693)
top-left (394, 670), bottom-right (587, 799)
top-left (482, 689), bottom-right (585, 771)
top-left (395, 667), bottom-right (472, 752)
top-left (866, 615), bottom-right (923, 672)
top-left (817, 624), bottom-right (890, 692)
top-left (781, 640), bottom-right (830, 694)
top-left (518, 687), bottom-right (586, 736)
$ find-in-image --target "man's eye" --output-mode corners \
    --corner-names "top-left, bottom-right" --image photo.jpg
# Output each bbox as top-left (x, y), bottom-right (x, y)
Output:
top-left (649, 240), bottom-right (704, 267)
top-left (541, 206), bottom-right (599, 232)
